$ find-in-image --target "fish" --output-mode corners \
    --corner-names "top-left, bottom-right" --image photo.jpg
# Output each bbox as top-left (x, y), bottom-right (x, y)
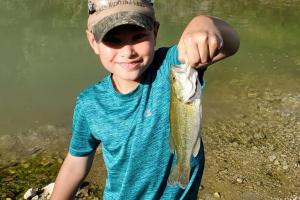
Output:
top-left (168, 63), bottom-right (202, 189)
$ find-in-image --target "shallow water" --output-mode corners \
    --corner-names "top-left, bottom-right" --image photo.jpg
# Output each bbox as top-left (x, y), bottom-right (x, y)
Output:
top-left (0, 0), bottom-right (299, 158)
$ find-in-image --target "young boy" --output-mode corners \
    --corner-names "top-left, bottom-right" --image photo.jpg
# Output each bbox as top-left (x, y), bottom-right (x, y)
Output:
top-left (51, 0), bottom-right (239, 199)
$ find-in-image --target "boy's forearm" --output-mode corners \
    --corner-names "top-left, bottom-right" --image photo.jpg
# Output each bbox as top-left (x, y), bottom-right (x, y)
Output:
top-left (50, 153), bottom-right (95, 200)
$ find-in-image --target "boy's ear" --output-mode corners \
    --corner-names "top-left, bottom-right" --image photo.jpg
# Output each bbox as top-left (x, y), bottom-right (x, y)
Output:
top-left (153, 21), bottom-right (160, 45)
top-left (154, 21), bottom-right (160, 39)
top-left (86, 30), bottom-right (100, 55)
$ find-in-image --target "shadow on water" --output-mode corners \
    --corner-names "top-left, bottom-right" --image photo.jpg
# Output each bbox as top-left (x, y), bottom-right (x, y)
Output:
top-left (0, 0), bottom-right (299, 199)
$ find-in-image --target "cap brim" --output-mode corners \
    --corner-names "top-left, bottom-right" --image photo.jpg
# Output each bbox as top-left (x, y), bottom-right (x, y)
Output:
top-left (92, 11), bottom-right (154, 42)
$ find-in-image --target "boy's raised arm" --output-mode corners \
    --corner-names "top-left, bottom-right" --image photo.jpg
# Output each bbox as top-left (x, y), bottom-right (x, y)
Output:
top-left (178, 15), bottom-right (240, 67)
top-left (50, 152), bottom-right (95, 200)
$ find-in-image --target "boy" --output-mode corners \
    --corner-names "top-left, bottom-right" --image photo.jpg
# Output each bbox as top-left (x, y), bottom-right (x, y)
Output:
top-left (51, 0), bottom-right (239, 199)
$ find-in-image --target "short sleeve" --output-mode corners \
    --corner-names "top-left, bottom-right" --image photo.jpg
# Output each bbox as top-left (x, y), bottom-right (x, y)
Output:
top-left (69, 98), bottom-right (100, 156)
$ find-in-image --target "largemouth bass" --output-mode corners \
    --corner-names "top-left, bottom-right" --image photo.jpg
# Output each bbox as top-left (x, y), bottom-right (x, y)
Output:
top-left (168, 63), bottom-right (202, 189)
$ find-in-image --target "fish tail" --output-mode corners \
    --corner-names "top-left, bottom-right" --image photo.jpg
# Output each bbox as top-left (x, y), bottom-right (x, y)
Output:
top-left (168, 164), bottom-right (190, 189)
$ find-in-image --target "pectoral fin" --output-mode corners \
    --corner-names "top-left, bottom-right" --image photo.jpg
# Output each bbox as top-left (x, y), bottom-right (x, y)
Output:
top-left (192, 136), bottom-right (201, 157)
top-left (169, 133), bottom-right (175, 154)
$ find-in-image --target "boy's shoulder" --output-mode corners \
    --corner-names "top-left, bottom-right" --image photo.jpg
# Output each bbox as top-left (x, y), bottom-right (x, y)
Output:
top-left (76, 75), bottom-right (110, 104)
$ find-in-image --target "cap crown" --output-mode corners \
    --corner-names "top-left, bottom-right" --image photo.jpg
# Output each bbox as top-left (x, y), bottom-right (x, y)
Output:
top-left (88, 0), bottom-right (154, 15)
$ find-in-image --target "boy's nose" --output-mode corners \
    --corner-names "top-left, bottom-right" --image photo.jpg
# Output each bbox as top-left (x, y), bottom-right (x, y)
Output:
top-left (119, 45), bottom-right (136, 58)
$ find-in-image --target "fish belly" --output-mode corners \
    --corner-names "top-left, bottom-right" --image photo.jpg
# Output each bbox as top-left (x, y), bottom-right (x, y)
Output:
top-left (168, 82), bottom-right (202, 189)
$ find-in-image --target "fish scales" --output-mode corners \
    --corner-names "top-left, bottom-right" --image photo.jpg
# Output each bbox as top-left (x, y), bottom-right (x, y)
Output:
top-left (168, 64), bottom-right (202, 189)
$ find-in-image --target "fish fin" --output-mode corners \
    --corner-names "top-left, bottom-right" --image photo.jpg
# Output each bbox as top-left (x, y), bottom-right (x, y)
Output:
top-left (168, 164), bottom-right (190, 189)
top-left (169, 133), bottom-right (175, 154)
top-left (192, 136), bottom-right (201, 157)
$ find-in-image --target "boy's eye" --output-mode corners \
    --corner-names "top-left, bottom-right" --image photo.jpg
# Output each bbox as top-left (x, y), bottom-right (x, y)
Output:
top-left (132, 33), bottom-right (147, 41)
top-left (102, 36), bottom-right (121, 44)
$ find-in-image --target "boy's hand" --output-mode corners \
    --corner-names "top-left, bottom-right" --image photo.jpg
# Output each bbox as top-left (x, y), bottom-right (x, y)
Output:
top-left (178, 29), bottom-right (223, 68)
top-left (178, 15), bottom-right (239, 68)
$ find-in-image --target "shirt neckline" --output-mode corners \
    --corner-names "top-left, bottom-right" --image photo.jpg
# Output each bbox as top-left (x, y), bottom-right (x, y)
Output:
top-left (107, 74), bottom-right (143, 99)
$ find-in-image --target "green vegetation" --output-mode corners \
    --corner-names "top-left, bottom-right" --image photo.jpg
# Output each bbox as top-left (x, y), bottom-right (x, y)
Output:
top-left (0, 153), bottom-right (61, 199)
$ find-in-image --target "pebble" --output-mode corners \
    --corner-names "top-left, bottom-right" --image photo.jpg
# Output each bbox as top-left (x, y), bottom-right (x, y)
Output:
top-left (24, 188), bottom-right (37, 199)
top-left (268, 155), bottom-right (277, 162)
top-left (32, 196), bottom-right (39, 200)
top-left (237, 177), bottom-right (244, 183)
top-left (282, 161), bottom-right (289, 170)
top-left (214, 192), bottom-right (221, 198)
top-left (274, 160), bottom-right (280, 165)
top-left (256, 181), bottom-right (262, 186)
top-left (199, 185), bottom-right (204, 190)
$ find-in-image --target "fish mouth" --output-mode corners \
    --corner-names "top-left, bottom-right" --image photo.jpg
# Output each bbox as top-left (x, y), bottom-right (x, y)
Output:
top-left (171, 64), bottom-right (199, 103)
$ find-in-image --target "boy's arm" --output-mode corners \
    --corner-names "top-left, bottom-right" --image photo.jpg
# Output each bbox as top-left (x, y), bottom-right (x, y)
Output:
top-left (178, 15), bottom-right (240, 67)
top-left (50, 152), bottom-right (95, 200)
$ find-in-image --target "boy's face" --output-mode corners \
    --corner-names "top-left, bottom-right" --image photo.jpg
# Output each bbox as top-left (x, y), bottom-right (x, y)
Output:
top-left (87, 23), bottom-right (159, 85)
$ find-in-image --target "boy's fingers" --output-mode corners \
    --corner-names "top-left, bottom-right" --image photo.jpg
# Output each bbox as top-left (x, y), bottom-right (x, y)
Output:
top-left (208, 35), bottom-right (219, 59)
top-left (178, 32), bottom-right (223, 67)
top-left (198, 39), bottom-right (209, 65)
top-left (178, 42), bottom-right (186, 63)
top-left (209, 34), bottom-right (224, 58)
top-left (186, 41), bottom-right (201, 67)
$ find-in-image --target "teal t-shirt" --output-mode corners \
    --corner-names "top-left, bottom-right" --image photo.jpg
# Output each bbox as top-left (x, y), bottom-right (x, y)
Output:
top-left (69, 46), bottom-right (205, 200)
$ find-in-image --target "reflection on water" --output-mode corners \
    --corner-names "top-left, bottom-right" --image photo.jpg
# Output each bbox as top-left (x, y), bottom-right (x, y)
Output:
top-left (0, 0), bottom-right (299, 143)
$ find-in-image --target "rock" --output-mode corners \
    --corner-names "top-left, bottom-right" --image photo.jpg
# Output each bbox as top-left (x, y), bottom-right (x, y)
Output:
top-left (256, 181), bottom-right (262, 186)
top-left (214, 192), bottom-right (221, 198)
top-left (42, 183), bottom-right (55, 198)
top-left (268, 155), bottom-right (277, 162)
top-left (237, 177), bottom-right (244, 183)
top-left (282, 161), bottom-right (289, 170)
top-left (24, 183), bottom-right (54, 200)
top-left (199, 185), bottom-right (204, 190)
top-left (32, 196), bottom-right (39, 200)
top-left (24, 188), bottom-right (37, 199)
top-left (247, 91), bottom-right (258, 98)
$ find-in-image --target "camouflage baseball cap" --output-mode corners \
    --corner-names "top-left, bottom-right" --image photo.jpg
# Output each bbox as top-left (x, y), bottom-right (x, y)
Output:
top-left (87, 0), bottom-right (155, 42)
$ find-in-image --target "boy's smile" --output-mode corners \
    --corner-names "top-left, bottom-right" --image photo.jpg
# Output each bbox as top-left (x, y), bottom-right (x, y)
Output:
top-left (87, 24), bottom-right (159, 94)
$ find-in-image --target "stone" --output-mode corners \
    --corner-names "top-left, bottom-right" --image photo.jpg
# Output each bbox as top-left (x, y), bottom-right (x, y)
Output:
top-left (24, 188), bottom-right (36, 199)
top-left (237, 177), bottom-right (244, 183)
top-left (32, 196), bottom-right (39, 200)
top-left (268, 155), bottom-right (277, 162)
top-left (42, 183), bottom-right (55, 198)
top-left (214, 192), bottom-right (221, 198)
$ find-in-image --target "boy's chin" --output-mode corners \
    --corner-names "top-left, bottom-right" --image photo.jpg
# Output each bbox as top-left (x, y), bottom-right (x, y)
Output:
top-left (114, 72), bottom-right (143, 83)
